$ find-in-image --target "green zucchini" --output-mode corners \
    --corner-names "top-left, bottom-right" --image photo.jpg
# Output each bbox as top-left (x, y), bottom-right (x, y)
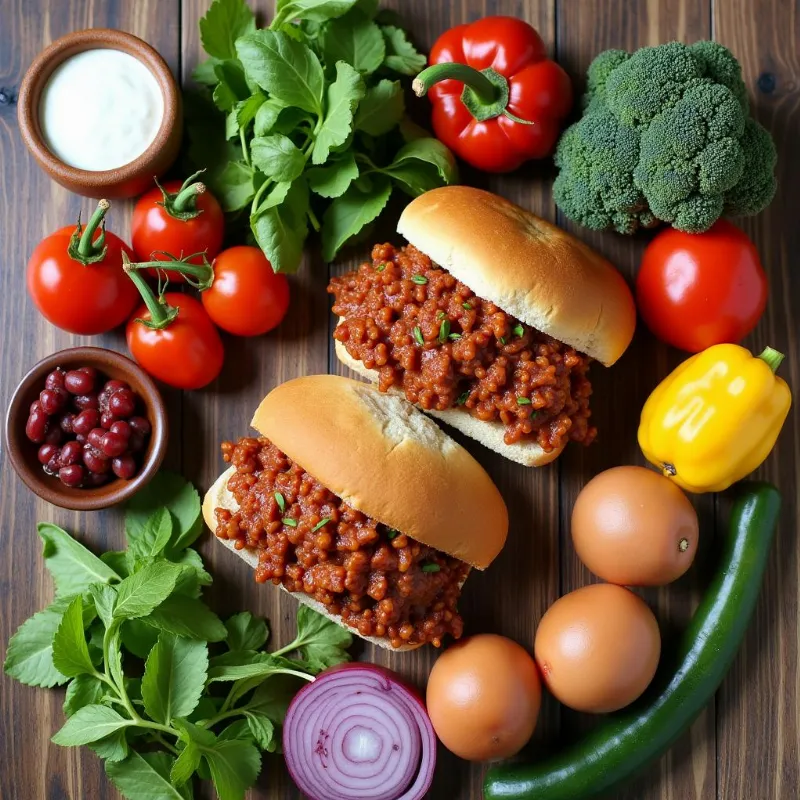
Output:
top-left (484, 481), bottom-right (781, 800)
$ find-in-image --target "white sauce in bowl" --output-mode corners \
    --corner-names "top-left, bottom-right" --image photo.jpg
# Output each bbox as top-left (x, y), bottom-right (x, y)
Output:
top-left (39, 49), bottom-right (164, 171)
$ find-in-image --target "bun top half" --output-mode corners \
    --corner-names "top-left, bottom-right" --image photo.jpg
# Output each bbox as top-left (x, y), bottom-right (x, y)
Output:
top-left (397, 186), bottom-right (636, 366)
top-left (251, 375), bottom-right (508, 569)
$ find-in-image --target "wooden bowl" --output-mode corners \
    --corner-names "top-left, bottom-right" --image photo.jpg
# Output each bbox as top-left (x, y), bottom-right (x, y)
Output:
top-left (4, 347), bottom-right (168, 511)
top-left (17, 29), bottom-right (182, 198)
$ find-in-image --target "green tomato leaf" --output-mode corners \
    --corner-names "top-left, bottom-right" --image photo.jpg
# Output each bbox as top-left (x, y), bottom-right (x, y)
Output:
top-left (64, 673), bottom-right (107, 717)
top-left (38, 523), bottom-right (119, 597)
top-left (245, 711), bottom-right (275, 750)
top-left (141, 634), bottom-right (209, 724)
top-left (322, 11), bottom-right (385, 75)
top-left (89, 729), bottom-right (129, 763)
top-left (381, 24), bottom-right (426, 75)
top-left (142, 594), bottom-right (227, 642)
top-left (199, 0), bottom-right (255, 60)
top-left (312, 61), bottom-right (365, 165)
top-left (3, 597), bottom-right (73, 687)
top-left (321, 175), bottom-right (392, 261)
top-left (106, 751), bottom-right (186, 800)
top-left (126, 473), bottom-right (203, 554)
top-left (251, 177), bottom-right (310, 273)
top-left (236, 30), bottom-right (324, 115)
top-left (113, 562), bottom-right (184, 621)
top-left (51, 704), bottom-right (132, 746)
top-left (170, 740), bottom-right (201, 787)
top-left (203, 740), bottom-right (262, 800)
top-left (225, 612), bottom-right (269, 652)
top-left (355, 79), bottom-right (405, 135)
top-left (289, 604), bottom-right (353, 670)
top-left (51, 596), bottom-right (94, 679)
top-left (275, 0), bottom-right (358, 24)
top-left (307, 152), bottom-right (359, 197)
top-left (251, 134), bottom-right (306, 182)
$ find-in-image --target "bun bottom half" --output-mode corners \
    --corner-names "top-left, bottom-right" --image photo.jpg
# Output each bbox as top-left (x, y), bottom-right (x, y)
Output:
top-left (334, 340), bottom-right (563, 468)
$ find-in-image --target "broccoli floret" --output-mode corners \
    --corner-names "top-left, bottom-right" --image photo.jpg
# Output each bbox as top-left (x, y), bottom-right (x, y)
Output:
top-left (553, 41), bottom-right (778, 234)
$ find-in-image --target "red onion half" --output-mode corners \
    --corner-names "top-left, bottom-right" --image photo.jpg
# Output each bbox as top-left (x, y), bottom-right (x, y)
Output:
top-left (283, 663), bottom-right (436, 800)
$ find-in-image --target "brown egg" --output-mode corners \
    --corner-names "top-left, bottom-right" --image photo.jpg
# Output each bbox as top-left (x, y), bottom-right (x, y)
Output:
top-left (571, 466), bottom-right (699, 586)
top-left (534, 584), bottom-right (660, 713)
top-left (426, 634), bottom-right (541, 761)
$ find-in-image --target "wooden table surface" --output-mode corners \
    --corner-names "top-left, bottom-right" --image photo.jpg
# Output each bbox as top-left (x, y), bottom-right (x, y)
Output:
top-left (1, 1), bottom-right (798, 798)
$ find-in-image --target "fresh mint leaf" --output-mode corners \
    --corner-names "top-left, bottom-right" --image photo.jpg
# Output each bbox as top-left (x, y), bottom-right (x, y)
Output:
top-left (252, 178), bottom-right (310, 273)
top-left (354, 78), bottom-right (404, 135)
top-left (216, 161), bottom-right (256, 212)
top-left (312, 61), bottom-right (365, 165)
top-left (203, 739), bottom-right (262, 800)
top-left (170, 739), bottom-right (202, 787)
top-left (89, 583), bottom-right (117, 628)
top-left (199, 0), bottom-right (256, 60)
top-left (245, 711), bottom-right (275, 749)
top-left (113, 562), bottom-right (183, 621)
top-left (89, 729), bottom-right (129, 763)
top-left (142, 594), bottom-right (227, 642)
top-left (254, 98), bottom-right (285, 136)
top-left (121, 619), bottom-right (160, 659)
top-left (126, 473), bottom-right (202, 554)
top-left (217, 719), bottom-right (254, 743)
top-left (274, 0), bottom-right (358, 25)
top-left (106, 628), bottom-right (125, 693)
top-left (237, 92), bottom-right (266, 131)
top-left (236, 30), bottom-right (324, 115)
top-left (381, 25), bottom-right (426, 75)
top-left (100, 551), bottom-right (131, 579)
top-left (128, 508), bottom-right (173, 560)
top-left (168, 549), bottom-right (212, 600)
top-left (248, 674), bottom-right (304, 722)
top-left (259, 181), bottom-right (293, 211)
top-left (174, 717), bottom-right (217, 747)
top-left (192, 57), bottom-right (221, 86)
top-left (206, 652), bottom-right (305, 683)
top-left (51, 704), bottom-right (132, 746)
top-left (51, 596), bottom-right (94, 679)
top-left (225, 612), bottom-right (269, 652)
top-left (307, 152), bottom-right (359, 197)
top-left (188, 696), bottom-right (220, 724)
top-left (289, 605), bottom-right (353, 670)
top-left (212, 60), bottom-right (251, 112)
top-left (64, 673), bottom-right (106, 717)
top-left (320, 175), bottom-right (392, 261)
top-left (38, 523), bottom-right (119, 597)
top-left (106, 751), bottom-right (186, 800)
top-left (251, 134), bottom-right (306, 182)
top-left (322, 11), bottom-right (385, 75)
top-left (4, 598), bottom-right (72, 687)
top-left (141, 634), bottom-right (208, 724)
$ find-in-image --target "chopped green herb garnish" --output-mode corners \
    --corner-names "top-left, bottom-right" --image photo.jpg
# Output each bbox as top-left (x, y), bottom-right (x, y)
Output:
top-left (513, 323), bottom-right (524, 337)
top-left (412, 274), bottom-right (428, 285)
top-left (530, 410), bottom-right (540, 418)
top-left (312, 518), bottom-right (331, 533)
top-left (462, 302), bottom-right (472, 310)
top-left (274, 492), bottom-right (286, 513)
top-left (376, 263), bottom-right (387, 272)
top-left (499, 336), bottom-right (507, 345)
top-left (413, 326), bottom-right (424, 346)
top-left (456, 391), bottom-right (470, 406)
top-left (439, 319), bottom-right (451, 343)
top-left (437, 310), bottom-right (447, 320)
top-left (517, 397), bottom-right (532, 405)
top-left (449, 333), bottom-right (462, 341)
top-left (387, 529), bottom-right (399, 539)
top-left (421, 563), bottom-right (441, 573)
top-left (282, 518), bottom-right (298, 527)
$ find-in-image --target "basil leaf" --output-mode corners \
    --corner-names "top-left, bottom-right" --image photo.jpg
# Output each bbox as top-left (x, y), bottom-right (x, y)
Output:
top-left (100, 550), bottom-right (131, 579)
top-left (142, 594), bottom-right (227, 642)
top-left (142, 633), bottom-right (208, 724)
top-left (89, 729), bottom-right (129, 763)
top-left (253, 98), bottom-right (285, 136)
top-left (381, 25), bottom-right (426, 75)
top-left (354, 78), bottom-right (404, 135)
top-left (64, 673), bottom-right (106, 717)
top-left (225, 612), bottom-right (269, 652)
top-left (236, 30), bottom-right (324, 115)
top-left (311, 61), bottom-right (365, 165)
top-left (51, 596), bottom-right (94, 679)
top-left (51, 704), bottom-right (132, 746)
top-left (289, 605), bottom-right (353, 670)
top-left (3, 597), bottom-right (72, 687)
top-left (203, 740), bottom-right (262, 800)
top-left (199, 0), bottom-right (255, 60)
top-left (320, 175), bottom-right (392, 261)
top-left (275, 0), bottom-right (358, 24)
top-left (112, 562), bottom-right (184, 621)
top-left (251, 178), bottom-right (310, 273)
top-left (38, 523), bottom-right (119, 597)
top-left (307, 152), bottom-right (359, 197)
top-left (245, 711), bottom-right (276, 749)
top-left (89, 583), bottom-right (117, 629)
top-left (128, 508), bottom-right (173, 560)
top-left (251, 134), bottom-right (306, 182)
top-left (106, 751), bottom-right (186, 800)
top-left (322, 11), bottom-right (385, 75)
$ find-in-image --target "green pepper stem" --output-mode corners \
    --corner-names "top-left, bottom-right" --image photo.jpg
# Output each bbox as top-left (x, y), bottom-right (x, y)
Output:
top-left (413, 62), bottom-right (498, 103)
top-left (122, 252), bottom-right (179, 330)
top-left (758, 346), bottom-right (785, 373)
top-left (77, 199), bottom-right (110, 258)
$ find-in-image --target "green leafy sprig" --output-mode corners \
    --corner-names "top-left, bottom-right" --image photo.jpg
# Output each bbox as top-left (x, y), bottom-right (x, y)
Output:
top-left (187, 0), bottom-right (457, 272)
top-left (4, 472), bottom-right (352, 800)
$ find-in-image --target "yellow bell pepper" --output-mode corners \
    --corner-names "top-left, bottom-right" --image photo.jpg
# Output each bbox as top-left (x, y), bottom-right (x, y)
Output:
top-left (638, 344), bottom-right (792, 493)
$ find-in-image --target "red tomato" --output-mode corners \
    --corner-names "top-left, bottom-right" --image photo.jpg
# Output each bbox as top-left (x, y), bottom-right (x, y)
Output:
top-left (126, 294), bottom-right (224, 389)
top-left (131, 178), bottom-right (224, 283)
top-left (201, 246), bottom-right (290, 337)
top-left (636, 221), bottom-right (768, 353)
top-left (27, 219), bottom-right (139, 335)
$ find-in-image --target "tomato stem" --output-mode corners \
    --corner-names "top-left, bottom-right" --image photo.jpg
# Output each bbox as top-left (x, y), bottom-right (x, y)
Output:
top-left (758, 346), bottom-right (785, 373)
top-left (123, 252), bottom-right (180, 330)
top-left (126, 251), bottom-right (215, 291)
top-left (68, 200), bottom-right (110, 265)
top-left (157, 170), bottom-right (207, 221)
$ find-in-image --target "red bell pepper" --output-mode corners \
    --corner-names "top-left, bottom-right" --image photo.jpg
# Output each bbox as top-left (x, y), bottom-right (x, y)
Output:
top-left (413, 16), bottom-right (573, 173)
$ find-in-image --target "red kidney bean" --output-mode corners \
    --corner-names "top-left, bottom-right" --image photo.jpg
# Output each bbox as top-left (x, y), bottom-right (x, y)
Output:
top-left (73, 393), bottom-right (100, 410)
top-left (75, 433), bottom-right (87, 445)
top-left (112, 454), bottom-right (137, 480)
top-left (72, 409), bottom-right (100, 435)
top-left (59, 465), bottom-right (85, 487)
top-left (45, 369), bottom-right (66, 390)
top-left (82, 446), bottom-right (110, 474)
top-left (128, 416), bottom-right (151, 437)
top-left (40, 388), bottom-right (68, 415)
top-left (109, 420), bottom-right (131, 440)
top-left (26, 409), bottom-right (49, 443)
top-left (83, 471), bottom-right (109, 488)
top-left (99, 431), bottom-right (127, 458)
top-left (128, 433), bottom-right (146, 453)
top-left (104, 379), bottom-right (129, 393)
top-left (38, 443), bottom-right (59, 465)
top-left (87, 428), bottom-right (106, 449)
top-left (58, 412), bottom-right (75, 434)
top-left (64, 369), bottom-right (95, 395)
top-left (44, 453), bottom-right (61, 475)
top-left (30, 400), bottom-right (42, 415)
top-left (109, 389), bottom-right (136, 418)
top-left (59, 440), bottom-right (82, 467)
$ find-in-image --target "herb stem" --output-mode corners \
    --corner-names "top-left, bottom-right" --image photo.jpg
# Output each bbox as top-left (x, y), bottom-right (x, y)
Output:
top-left (251, 177), bottom-right (275, 217)
top-left (308, 205), bottom-right (321, 232)
top-left (240, 127), bottom-right (251, 167)
top-left (153, 732), bottom-right (180, 755)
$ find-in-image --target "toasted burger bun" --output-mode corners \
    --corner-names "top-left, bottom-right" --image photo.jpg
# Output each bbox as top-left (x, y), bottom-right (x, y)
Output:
top-left (396, 186), bottom-right (636, 367)
top-left (335, 341), bottom-right (564, 468)
top-left (203, 375), bottom-right (508, 650)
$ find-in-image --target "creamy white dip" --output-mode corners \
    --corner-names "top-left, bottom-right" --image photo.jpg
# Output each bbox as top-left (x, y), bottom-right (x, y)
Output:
top-left (39, 49), bottom-right (164, 171)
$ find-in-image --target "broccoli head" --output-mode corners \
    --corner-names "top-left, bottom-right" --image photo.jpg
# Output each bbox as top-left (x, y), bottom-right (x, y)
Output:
top-left (553, 41), bottom-right (777, 234)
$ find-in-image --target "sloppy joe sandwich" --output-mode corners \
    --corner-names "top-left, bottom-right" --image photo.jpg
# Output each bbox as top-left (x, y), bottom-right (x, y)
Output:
top-left (203, 374), bottom-right (508, 651)
top-left (328, 186), bottom-right (637, 467)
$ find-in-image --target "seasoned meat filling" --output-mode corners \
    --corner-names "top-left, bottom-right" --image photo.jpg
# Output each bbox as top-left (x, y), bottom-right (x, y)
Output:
top-left (215, 437), bottom-right (469, 648)
top-left (329, 243), bottom-right (597, 452)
